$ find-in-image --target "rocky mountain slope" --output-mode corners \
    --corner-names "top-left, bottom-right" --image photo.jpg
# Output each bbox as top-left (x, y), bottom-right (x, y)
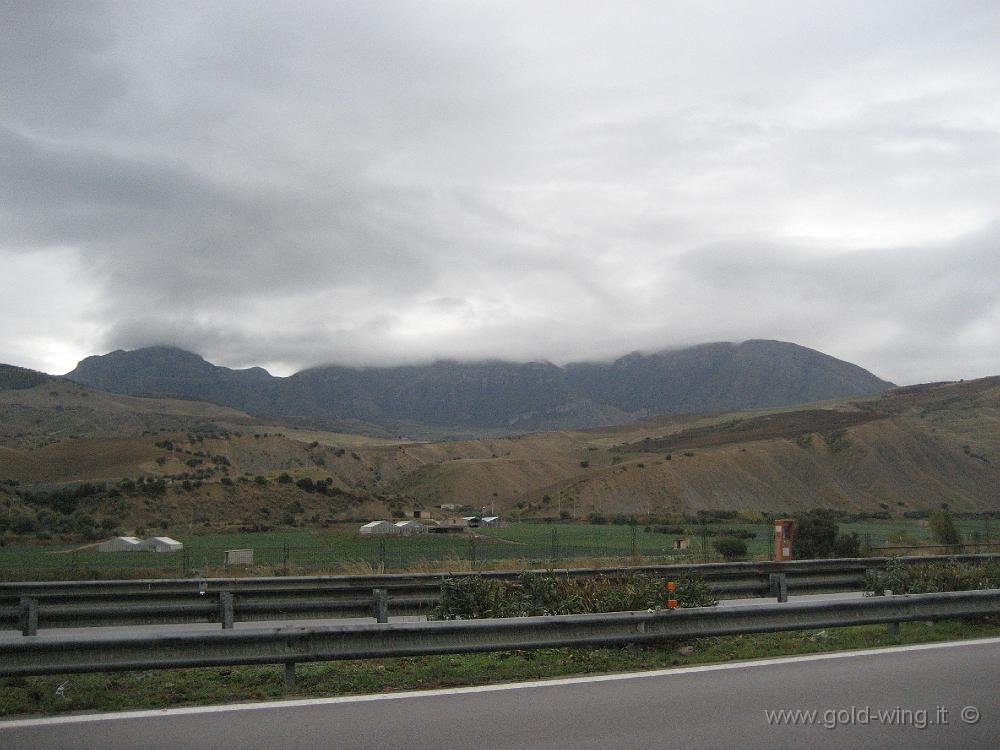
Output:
top-left (1, 373), bottom-right (995, 533)
top-left (65, 340), bottom-right (893, 434)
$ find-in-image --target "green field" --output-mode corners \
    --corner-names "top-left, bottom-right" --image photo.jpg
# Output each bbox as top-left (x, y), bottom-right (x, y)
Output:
top-left (0, 518), bottom-right (995, 580)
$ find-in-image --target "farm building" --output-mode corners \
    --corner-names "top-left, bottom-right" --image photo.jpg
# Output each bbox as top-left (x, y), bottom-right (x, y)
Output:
top-left (143, 536), bottom-right (184, 552)
top-left (462, 516), bottom-right (482, 528)
top-left (359, 520), bottom-right (396, 536)
top-left (481, 516), bottom-right (501, 528)
top-left (224, 549), bottom-right (253, 566)
top-left (394, 520), bottom-right (427, 536)
top-left (96, 536), bottom-right (145, 552)
top-left (673, 538), bottom-right (689, 550)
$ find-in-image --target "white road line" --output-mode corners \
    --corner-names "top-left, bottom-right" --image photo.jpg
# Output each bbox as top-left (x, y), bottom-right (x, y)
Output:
top-left (3, 636), bottom-right (998, 729)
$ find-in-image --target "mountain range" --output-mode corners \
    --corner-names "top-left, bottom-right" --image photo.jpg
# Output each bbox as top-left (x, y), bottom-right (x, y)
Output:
top-left (64, 340), bottom-right (893, 435)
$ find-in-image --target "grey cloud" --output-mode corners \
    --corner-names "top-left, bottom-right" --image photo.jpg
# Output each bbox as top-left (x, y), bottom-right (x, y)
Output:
top-left (1, 1), bottom-right (999, 383)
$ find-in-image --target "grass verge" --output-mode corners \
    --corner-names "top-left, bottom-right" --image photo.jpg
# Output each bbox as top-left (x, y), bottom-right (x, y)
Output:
top-left (3, 616), bottom-right (998, 718)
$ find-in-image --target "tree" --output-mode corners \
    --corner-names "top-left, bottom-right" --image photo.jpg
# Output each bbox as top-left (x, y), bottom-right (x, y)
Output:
top-left (713, 537), bottom-right (747, 560)
top-left (929, 509), bottom-right (961, 545)
top-left (792, 509), bottom-right (860, 559)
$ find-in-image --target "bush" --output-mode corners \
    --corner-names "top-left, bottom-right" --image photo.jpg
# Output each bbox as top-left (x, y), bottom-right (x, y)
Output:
top-left (432, 572), bottom-right (717, 620)
top-left (832, 532), bottom-right (861, 557)
top-left (792, 509), bottom-right (853, 559)
top-left (928, 509), bottom-right (962, 545)
top-left (864, 559), bottom-right (1000, 595)
top-left (11, 513), bottom-right (37, 534)
top-left (713, 537), bottom-right (747, 560)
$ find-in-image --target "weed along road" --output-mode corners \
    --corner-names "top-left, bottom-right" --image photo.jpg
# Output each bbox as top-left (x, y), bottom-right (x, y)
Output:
top-left (2, 638), bottom-right (997, 750)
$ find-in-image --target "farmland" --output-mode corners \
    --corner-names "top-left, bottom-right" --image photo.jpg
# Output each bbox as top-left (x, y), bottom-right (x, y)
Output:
top-left (0, 518), bottom-right (995, 580)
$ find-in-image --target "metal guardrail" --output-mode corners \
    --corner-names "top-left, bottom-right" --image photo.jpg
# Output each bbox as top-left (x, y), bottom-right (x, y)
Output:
top-left (2, 589), bottom-right (998, 679)
top-left (1, 554), bottom-right (997, 633)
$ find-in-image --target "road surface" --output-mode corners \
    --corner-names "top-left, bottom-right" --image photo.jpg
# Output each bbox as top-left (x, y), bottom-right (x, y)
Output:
top-left (1, 637), bottom-right (996, 749)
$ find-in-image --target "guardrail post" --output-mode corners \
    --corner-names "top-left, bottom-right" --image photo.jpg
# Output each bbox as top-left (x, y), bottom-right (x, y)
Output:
top-left (373, 588), bottom-right (388, 623)
top-left (769, 573), bottom-right (788, 602)
top-left (220, 592), bottom-right (234, 629)
top-left (284, 662), bottom-right (296, 691)
top-left (872, 587), bottom-right (900, 634)
top-left (19, 597), bottom-right (38, 636)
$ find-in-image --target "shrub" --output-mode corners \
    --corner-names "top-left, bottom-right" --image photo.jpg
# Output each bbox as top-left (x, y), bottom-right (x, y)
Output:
top-left (928, 509), bottom-right (962, 545)
top-left (864, 559), bottom-right (1000, 595)
top-left (432, 572), bottom-right (717, 620)
top-left (713, 537), bottom-right (747, 560)
top-left (11, 513), bottom-right (37, 534)
top-left (792, 509), bottom-right (842, 559)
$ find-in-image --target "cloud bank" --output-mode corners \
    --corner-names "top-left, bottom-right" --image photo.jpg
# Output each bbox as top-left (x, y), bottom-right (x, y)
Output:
top-left (1, 1), bottom-right (998, 384)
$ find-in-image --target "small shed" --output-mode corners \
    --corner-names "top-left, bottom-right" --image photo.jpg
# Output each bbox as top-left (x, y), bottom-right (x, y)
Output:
top-left (394, 520), bottom-right (427, 536)
top-left (97, 536), bottom-right (145, 552)
top-left (480, 516), bottom-right (501, 528)
top-left (359, 520), bottom-right (396, 536)
top-left (462, 515), bottom-right (483, 528)
top-left (673, 538), bottom-right (689, 551)
top-left (224, 549), bottom-right (253, 566)
top-left (143, 536), bottom-right (184, 552)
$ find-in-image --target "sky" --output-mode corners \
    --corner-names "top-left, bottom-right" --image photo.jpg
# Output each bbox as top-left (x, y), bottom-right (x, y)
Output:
top-left (1, 1), bottom-right (999, 385)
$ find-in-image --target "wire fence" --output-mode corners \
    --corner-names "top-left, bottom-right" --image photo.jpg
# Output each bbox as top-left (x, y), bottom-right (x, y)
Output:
top-left (2, 520), bottom-right (994, 580)
top-left (0, 528), bottom-right (704, 580)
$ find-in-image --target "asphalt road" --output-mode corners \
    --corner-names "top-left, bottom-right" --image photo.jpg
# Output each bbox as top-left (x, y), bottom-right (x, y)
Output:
top-left (2, 638), bottom-right (997, 750)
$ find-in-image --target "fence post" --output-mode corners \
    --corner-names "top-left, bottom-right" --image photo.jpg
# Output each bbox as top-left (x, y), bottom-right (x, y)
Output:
top-left (373, 588), bottom-right (388, 623)
top-left (182, 548), bottom-right (190, 576)
top-left (19, 597), bottom-right (38, 636)
top-left (284, 662), bottom-right (296, 691)
top-left (468, 535), bottom-right (477, 567)
top-left (769, 573), bottom-right (788, 603)
top-left (282, 542), bottom-right (290, 575)
top-left (378, 537), bottom-right (387, 571)
top-left (550, 527), bottom-right (559, 566)
top-left (630, 525), bottom-right (638, 560)
top-left (220, 592), bottom-right (234, 629)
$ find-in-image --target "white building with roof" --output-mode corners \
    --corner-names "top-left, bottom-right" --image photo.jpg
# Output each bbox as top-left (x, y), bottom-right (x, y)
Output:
top-left (359, 520), bottom-right (396, 536)
top-left (143, 536), bottom-right (184, 552)
top-left (96, 536), bottom-right (145, 552)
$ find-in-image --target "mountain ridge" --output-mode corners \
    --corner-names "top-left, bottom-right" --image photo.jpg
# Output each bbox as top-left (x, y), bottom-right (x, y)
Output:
top-left (62, 339), bottom-right (894, 434)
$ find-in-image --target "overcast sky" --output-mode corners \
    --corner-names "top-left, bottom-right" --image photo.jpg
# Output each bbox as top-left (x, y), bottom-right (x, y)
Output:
top-left (2, 1), bottom-right (999, 384)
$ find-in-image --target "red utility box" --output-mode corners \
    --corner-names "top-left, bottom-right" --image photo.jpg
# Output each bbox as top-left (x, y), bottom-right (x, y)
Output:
top-left (774, 519), bottom-right (795, 561)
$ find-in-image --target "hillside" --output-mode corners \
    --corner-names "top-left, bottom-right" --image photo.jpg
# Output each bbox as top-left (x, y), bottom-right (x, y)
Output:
top-left (0, 375), bottom-right (255, 450)
top-left (64, 340), bottom-right (893, 434)
top-left (0, 375), bottom-right (996, 539)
